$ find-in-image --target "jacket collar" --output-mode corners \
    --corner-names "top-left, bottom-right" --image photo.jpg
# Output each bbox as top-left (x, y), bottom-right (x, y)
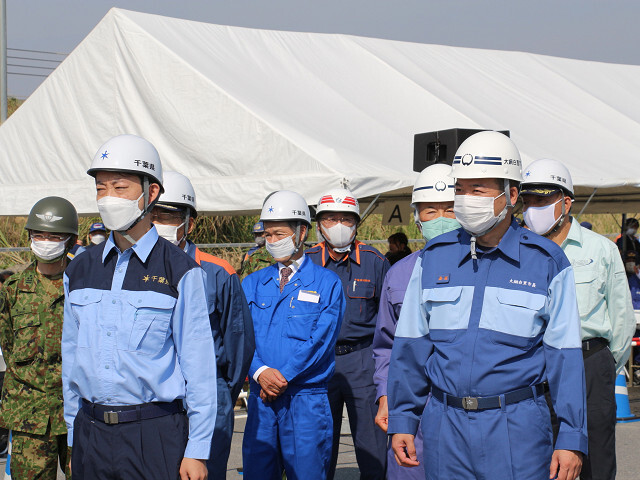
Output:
top-left (102, 225), bottom-right (159, 264)
top-left (458, 217), bottom-right (521, 265)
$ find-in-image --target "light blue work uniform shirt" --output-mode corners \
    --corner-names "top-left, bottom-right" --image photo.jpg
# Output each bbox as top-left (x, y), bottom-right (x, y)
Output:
top-left (61, 227), bottom-right (217, 459)
top-left (561, 218), bottom-right (636, 371)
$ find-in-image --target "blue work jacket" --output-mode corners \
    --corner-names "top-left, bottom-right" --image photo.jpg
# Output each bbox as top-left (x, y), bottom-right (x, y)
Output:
top-left (306, 240), bottom-right (389, 344)
top-left (243, 257), bottom-right (345, 391)
top-left (388, 219), bottom-right (588, 454)
top-left (62, 227), bottom-right (216, 459)
top-left (185, 241), bottom-right (254, 403)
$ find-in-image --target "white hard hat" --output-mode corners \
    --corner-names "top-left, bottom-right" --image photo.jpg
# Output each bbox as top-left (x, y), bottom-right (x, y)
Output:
top-left (260, 190), bottom-right (311, 225)
top-left (315, 188), bottom-right (360, 219)
top-left (521, 158), bottom-right (574, 198)
top-left (88, 134), bottom-right (164, 191)
top-left (450, 131), bottom-right (523, 182)
top-left (155, 171), bottom-right (197, 214)
top-left (411, 164), bottom-right (456, 206)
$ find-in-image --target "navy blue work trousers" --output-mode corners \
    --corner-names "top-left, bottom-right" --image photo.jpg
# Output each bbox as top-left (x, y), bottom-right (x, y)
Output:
top-left (71, 407), bottom-right (188, 480)
top-left (328, 345), bottom-right (387, 479)
top-left (207, 378), bottom-right (234, 480)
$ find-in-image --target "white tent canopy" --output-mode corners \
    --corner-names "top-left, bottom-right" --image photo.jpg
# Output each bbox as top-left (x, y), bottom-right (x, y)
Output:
top-left (0, 8), bottom-right (639, 216)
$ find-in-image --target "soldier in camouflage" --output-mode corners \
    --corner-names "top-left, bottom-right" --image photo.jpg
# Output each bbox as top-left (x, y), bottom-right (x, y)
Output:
top-left (239, 221), bottom-right (273, 279)
top-left (0, 197), bottom-right (79, 480)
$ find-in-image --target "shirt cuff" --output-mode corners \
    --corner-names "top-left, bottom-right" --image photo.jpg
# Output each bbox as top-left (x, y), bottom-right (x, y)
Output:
top-left (555, 431), bottom-right (589, 455)
top-left (387, 414), bottom-right (420, 436)
top-left (184, 439), bottom-right (212, 460)
top-left (66, 426), bottom-right (74, 447)
top-left (253, 365), bottom-right (269, 383)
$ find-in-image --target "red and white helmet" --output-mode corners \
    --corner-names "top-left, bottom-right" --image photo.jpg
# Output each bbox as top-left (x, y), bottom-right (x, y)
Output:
top-left (316, 188), bottom-right (360, 219)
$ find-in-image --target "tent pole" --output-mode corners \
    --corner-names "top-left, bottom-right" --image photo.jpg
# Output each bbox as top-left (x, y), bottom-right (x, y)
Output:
top-left (359, 193), bottom-right (381, 225)
top-left (0, 0), bottom-right (6, 123)
top-left (575, 188), bottom-right (597, 221)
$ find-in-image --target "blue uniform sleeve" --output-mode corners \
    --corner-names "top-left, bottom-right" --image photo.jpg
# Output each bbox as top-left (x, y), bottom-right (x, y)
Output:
top-left (543, 265), bottom-right (588, 454)
top-left (215, 271), bottom-right (255, 403)
top-left (387, 256), bottom-right (432, 436)
top-left (61, 272), bottom-right (82, 447)
top-left (242, 274), bottom-right (268, 379)
top-left (173, 268), bottom-right (217, 459)
top-left (372, 272), bottom-right (398, 400)
top-left (278, 279), bottom-right (345, 383)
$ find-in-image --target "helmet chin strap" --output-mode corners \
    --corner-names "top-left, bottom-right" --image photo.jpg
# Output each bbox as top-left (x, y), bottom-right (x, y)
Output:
top-left (119, 177), bottom-right (153, 244)
top-left (470, 179), bottom-right (512, 260)
top-left (543, 197), bottom-right (567, 237)
top-left (287, 223), bottom-right (304, 268)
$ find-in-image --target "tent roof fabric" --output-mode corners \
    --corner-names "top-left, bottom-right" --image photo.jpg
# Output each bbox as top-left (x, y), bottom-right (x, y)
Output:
top-left (1, 8), bottom-right (639, 215)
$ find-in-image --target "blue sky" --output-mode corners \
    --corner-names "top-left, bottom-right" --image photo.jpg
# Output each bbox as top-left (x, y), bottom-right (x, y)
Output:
top-left (7, 1), bottom-right (640, 98)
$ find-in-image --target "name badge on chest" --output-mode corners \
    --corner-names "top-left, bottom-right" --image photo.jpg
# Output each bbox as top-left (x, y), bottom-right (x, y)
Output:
top-left (298, 290), bottom-right (320, 303)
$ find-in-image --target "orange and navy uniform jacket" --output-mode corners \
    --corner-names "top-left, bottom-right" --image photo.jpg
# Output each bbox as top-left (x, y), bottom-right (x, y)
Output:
top-left (186, 241), bottom-right (255, 403)
top-left (306, 240), bottom-right (390, 344)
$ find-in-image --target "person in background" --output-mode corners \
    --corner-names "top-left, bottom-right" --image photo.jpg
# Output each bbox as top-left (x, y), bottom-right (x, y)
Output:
top-left (62, 134), bottom-right (216, 480)
top-left (0, 196), bottom-right (79, 480)
top-left (373, 163), bottom-right (459, 480)
top-left (385, 232), bottom-right (412, 266)
top-left (242, 190), bottom-right (345, 479)
top-left (151, 171), bottom-right (254, 480)
top-left (521, 158), bottom-right (635, 480)
top-left (239, 221), bottom-right (272, 278)
top-left (580, 221), bottom-right (592, 230)
top-left (307, 188), bottom-right (389, 480)
top-left (616, 218), bottom-right (640, 262)
top-left (86, 222), bottom-right (107, 247)
top-left (389, 132), bottom-right (587, 480)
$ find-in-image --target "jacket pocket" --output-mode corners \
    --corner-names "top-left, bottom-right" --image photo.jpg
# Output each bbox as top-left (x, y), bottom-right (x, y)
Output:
top-left (123, 294), bottom-right (176, 355)
top-left (68, 290), bottom-right (103, 348)
top-left (12, 314), bottom-right (41, 364)
top-left (489, 289), bottom-right (546, 350)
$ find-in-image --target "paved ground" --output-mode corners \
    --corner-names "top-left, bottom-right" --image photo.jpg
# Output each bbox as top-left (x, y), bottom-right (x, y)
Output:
top-left (1, 386), bottom-right (639, 479)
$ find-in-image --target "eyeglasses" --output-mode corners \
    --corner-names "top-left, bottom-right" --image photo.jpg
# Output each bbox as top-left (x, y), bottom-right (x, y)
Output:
top-left (319, 215), bottom-right (357, 227)
top-left (30, 233), bottom-right (70, 242)
top-left (151, 211), bottom-right (186, 223)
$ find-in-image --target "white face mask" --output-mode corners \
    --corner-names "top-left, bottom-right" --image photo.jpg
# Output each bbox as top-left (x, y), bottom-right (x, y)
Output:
top-left (523, 199), bottom-right (562, 236)
top-left (154, 222), bottom-right (185, 246)
top-left (453, 192), bottom-right (507, 237)
top-left (627, 228), bottom-right (637, 237)
top-left (322, 223), bottom-right (356, 252)
top-left (97, 193), bottom-right (144, 232)
top-left (90, 234), bottom-right (106, 245)
top-left (265, 233), bottom-right (297, 261)
top-left (31, 239), bottom-right (68, 263)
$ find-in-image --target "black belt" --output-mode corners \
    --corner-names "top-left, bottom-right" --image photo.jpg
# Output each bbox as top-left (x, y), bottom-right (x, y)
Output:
top-left (582, 337), bottom-right (609, 360)
top-left (431, 384), bottom-right (545, 411)
top-left (82, 399), bottom-right (184, 425)
top-left (335, 338), bottom-right (372, 356)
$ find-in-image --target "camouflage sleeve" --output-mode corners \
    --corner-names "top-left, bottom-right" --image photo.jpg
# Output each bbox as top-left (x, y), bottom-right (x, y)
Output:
top-left (0, 284), bottom-right (12, 355)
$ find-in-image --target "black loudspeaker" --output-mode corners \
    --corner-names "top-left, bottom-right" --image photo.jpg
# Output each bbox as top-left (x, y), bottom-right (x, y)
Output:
top-left (413, 128), bottom-right (510, 172)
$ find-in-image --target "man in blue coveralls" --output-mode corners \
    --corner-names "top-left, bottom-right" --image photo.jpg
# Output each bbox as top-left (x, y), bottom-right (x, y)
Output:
top-left (306, 188), bottom-right (389, 479)
top-left (521, 158), bottom-right (635, 480)
top-left (242, 190), bottom-right (345, 480)
top-left (373, 163), bottom-right (460, 480)
top-left (388, 131), bottom-right (587, 480)
top-left (151, 171), bottom-right (255, 480)
top-left (62, 135), bottom-right (216, 480)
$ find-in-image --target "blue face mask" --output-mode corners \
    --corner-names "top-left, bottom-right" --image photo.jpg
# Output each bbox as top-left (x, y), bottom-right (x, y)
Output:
top-left (420, 217), bottom-right (461, 242)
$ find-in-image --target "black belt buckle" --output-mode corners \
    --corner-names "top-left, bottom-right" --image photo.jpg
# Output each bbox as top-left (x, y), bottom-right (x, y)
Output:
top-left (462, 396), bottom-right (479, 410)
top-left (103, 411), bottom-right (119, 425)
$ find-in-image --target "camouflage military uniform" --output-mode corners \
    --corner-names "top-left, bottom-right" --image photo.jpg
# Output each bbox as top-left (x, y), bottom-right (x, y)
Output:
top-left (239, 245), bottom-right (273, 279)
top-left (0, 263), bottom-right (69, 480)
